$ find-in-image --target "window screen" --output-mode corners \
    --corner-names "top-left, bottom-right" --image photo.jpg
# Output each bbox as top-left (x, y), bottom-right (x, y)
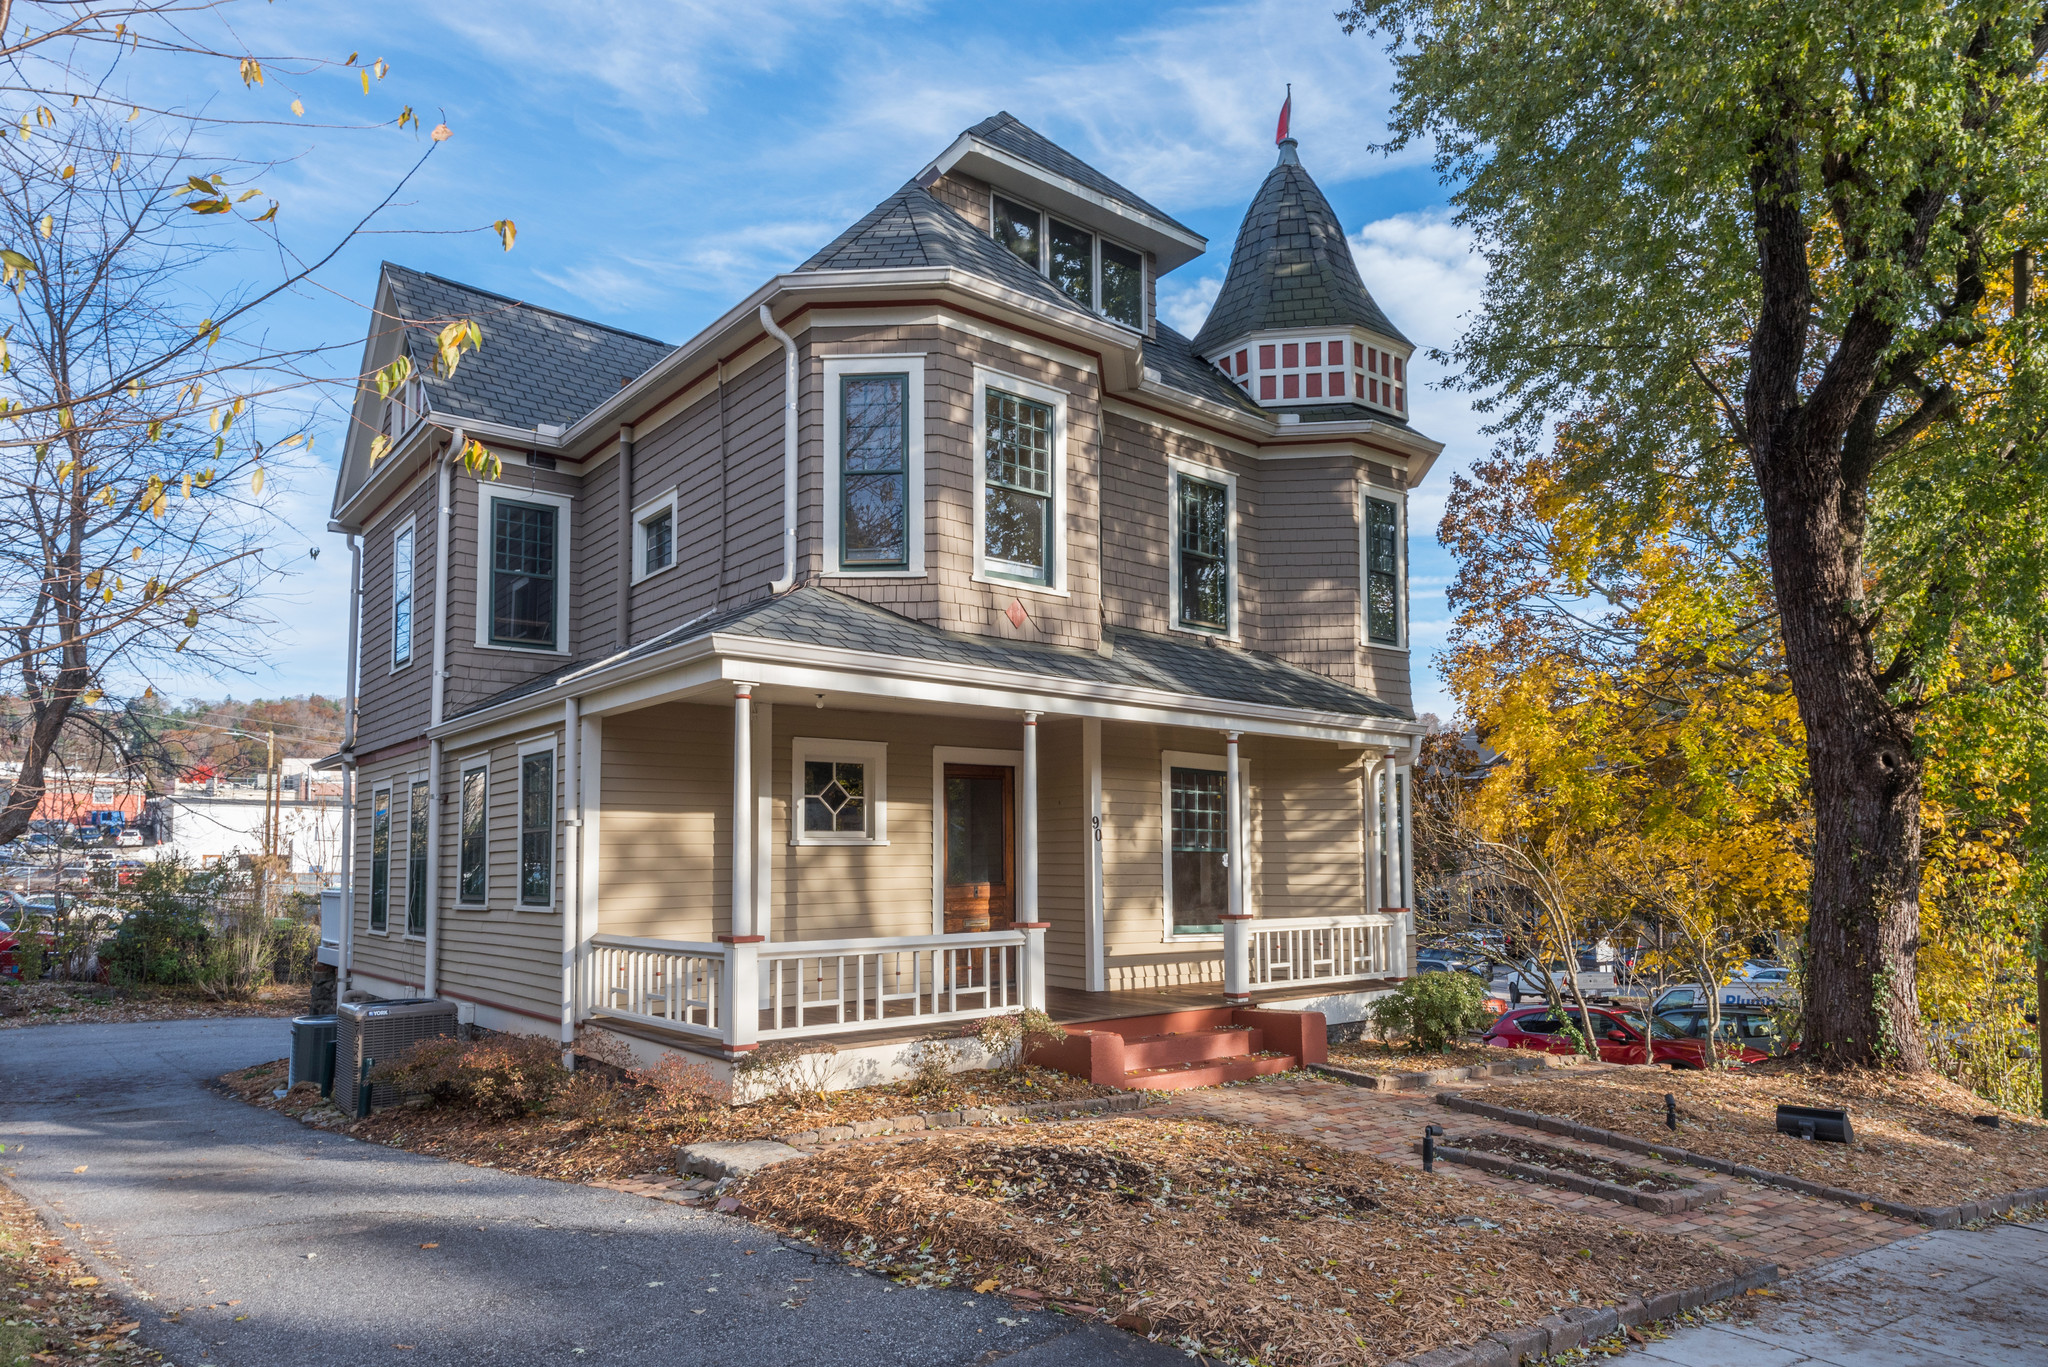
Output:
top-left (491, 499), bottom-right (557, 648)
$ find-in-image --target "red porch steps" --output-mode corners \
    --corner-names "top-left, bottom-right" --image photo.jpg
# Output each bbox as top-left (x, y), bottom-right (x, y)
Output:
top-left (1028, 1006), bottom-right (1328, 1091)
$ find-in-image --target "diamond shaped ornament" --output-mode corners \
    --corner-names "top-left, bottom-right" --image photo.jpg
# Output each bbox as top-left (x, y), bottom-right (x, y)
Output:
top-left (1004, 598), bottom-right (1028, 630)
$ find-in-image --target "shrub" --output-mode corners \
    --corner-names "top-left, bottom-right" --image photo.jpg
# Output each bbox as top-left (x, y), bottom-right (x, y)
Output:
top-left (733, 1040), bottom-right (838, 1107)
top-left (906, 1036), bottom-right (962, 1096)
top-left (973, 1009), bottom-right (1065, 1071)
top-left (1366, 973), bottom-right (1492, 1053)
top-left (376, 1033), bottom-right (568, 1120)
top-left (630, 1054), bottom-right (729, 1120)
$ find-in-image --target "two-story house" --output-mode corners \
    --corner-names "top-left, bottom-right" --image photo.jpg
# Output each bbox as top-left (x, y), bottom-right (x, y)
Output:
top-left (325, 114), bottom-right (1438, 1089)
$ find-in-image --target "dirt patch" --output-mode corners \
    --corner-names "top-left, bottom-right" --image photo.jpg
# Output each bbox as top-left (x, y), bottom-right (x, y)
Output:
top-left (1464, 1064), bottom-right (2048, 1206)
top-left (0, 1176), bottom-right (162, 1364)
top-left (214, 1056), bottom-right (1123, 1188)
top-left (1450, 1133), bottom-right (1694, 1193)
top-left (738, 1115), bottom-right (1749, 1366)
top-left (1328, 1040), bottom-right (1509, 1074)
top-left (0, 981), bottom-right (301, 1030)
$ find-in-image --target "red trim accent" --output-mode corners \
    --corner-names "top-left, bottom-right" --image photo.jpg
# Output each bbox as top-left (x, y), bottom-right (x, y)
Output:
top-left (1011, 921), bottom-right (1052, 930)
top-left (1220, 913), bottom-right (1256, 922)
top-left (435, 986), bottom-right (560, 1025)
top-left (716, 934), bottom-right (766, 944)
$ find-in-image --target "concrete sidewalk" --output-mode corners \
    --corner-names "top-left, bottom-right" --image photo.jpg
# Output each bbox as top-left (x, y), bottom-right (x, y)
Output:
top-left (0, 1018), bottom-right (1182, 1367)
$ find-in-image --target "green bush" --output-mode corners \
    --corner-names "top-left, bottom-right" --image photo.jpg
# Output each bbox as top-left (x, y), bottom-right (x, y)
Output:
top-left (1366, 973), bottom-right (1492, 1052)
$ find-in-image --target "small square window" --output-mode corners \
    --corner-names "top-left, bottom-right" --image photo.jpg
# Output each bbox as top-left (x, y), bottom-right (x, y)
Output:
top-left (1283, 374), bottom-right (1300, 399)
top-left (1258, 344), bottom-right (1276, 370)
top-left (1282, 342), bottom-right (1299, 368)
top-left (803, 760), bottom-right (868, 835)
top-left (791, 739), bottom-right (888, 844)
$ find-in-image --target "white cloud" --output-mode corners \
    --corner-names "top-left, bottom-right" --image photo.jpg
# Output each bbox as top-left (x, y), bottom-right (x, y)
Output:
top-left (1158, 275), bottom-right (1221, 338)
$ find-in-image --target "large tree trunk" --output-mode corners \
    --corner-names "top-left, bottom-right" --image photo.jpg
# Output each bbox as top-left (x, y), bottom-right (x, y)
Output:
top-left (1753, 439), bottom-right (1928, 1071)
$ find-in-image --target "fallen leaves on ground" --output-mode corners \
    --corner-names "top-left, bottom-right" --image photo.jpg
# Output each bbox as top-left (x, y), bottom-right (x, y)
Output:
top-left (1465, 1063), bottom-right (2048, 1205)
top-left (1326, 1040), bottom-right (1520, 1074)
top-left (0, 981), bottom-right (300, 1030)
top-left (738, 1115), bottom-right (1746, 1366)
top-left (0, 1180), bottom-right (163, 1364)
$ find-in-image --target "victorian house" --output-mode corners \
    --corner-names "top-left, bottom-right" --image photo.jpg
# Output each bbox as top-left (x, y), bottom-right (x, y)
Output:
top-left (325, 114), bottom-right (1437, 1088)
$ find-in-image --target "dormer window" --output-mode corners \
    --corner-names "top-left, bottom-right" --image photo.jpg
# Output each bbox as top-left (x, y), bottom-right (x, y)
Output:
top-left (990, 193), bottom-right (1144, 330)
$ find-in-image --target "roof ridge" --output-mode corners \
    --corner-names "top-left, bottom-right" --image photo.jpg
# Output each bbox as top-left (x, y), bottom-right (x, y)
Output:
top-left (382, 262), bottom-right (673, 348)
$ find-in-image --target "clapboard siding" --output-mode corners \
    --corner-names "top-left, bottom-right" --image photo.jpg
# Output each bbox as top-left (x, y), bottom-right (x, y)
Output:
top-left (1247, 737), bottom-right (1367, 918)
top-left (598, 703), bottom-right (731, 942)
top-left (436, 729), bottom-right (566, 1022)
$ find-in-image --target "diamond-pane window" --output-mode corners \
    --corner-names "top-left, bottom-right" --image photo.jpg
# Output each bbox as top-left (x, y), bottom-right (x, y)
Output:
top-left (803, 760), bottom-right (868, 835)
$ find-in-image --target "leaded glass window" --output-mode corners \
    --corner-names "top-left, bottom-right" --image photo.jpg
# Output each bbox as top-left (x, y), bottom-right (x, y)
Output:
top-left (983, 388), bottom-right (1053, 584)
top-left (1170, 766), bottom-right (1228, 934)
top-left (458, 765), bottom-right (487, 905)
top-left (491, 499), bottom-right (557, 648)
top-left (802, 760), bottom-right (868, 836)
top-left (391, 527), bottom-right (414, 666)
top-left (840, 374), bottom-right (908, 568)
top-left (369, 788), bottom-right (390, 932)
top-left (1365, 496), bottom-right (1402, 645)
top-left (1177, 474), bottom-right (1228, 631)
top-left (405, 780), bottom-right (429, 936)
top-left (520, 750), bottom-right (554, 907)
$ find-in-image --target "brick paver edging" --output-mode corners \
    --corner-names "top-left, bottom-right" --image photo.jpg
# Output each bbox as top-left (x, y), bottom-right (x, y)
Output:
top-left (1389, 1262), bottom-right (1779, 1367)
top-left (777, 1092), bottom-right (1150, 1146)
top-left (1421, 1142), bottom-right (1726, 1214)
top-left (1313, 1054), bottom-right (1603, 1092)
top-left (1436, 1094), bottom-right (2048, 1230)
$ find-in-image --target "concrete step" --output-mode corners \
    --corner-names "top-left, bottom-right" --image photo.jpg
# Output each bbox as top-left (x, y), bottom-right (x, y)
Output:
top-left (1120, 1052), bottom-right (1299, 1091)
top-left (1121, 1025), bottom-right (1262, 1071)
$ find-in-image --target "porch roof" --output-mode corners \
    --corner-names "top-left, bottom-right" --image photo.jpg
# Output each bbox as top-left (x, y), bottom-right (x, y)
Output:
top-left (447, 588), bottom-right (1411, 734)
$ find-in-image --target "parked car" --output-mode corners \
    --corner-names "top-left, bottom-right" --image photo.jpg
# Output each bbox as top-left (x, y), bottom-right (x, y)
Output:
top-left (1483, 1004), bottom-right (1770, 1068)
top-left (1731, 962), bottom-right (1792, 987)
top-left (0, 914), bottom-right (57, 978)
top-left (115, 828), bottom-right (143, 848)
top-left (1652, 979), bottom-right (1791, 1013)
top-left (1489, 957), bottom-right (1617, 999)
top-left (1656, 1006), bottom-right (1797, 1057)
top-left (1418, 948), bottom-right (1489, 978)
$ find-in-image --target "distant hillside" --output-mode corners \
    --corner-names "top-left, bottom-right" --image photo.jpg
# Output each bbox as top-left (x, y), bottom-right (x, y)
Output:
top-left (0, 694), bottom-right (346, 781)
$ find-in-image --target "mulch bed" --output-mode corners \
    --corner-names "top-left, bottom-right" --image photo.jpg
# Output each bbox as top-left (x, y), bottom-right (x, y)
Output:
top-left (1464, 1063), bottom-right (2048, 1207)
top-left (0, 1177), bottom-right (160, 1364)
top-left (736, 1115), bottom-right (1748, 1367)
top-left (215, 1057), bottom-right (1122, 1188)
top-left (0, 982), bottom-right (301, 1030)
top-left (1327, 1041), bottom-right (1509, 1075)
top-left (1449, 1133), bottom-right (1692, 1193)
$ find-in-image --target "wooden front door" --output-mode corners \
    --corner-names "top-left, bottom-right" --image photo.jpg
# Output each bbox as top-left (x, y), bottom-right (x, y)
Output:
top-left (943, 764), bottom-right (1014, 933)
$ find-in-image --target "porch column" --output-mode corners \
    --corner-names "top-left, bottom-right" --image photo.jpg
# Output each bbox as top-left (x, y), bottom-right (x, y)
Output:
top-left (1018, 712), bottom-right (1039, 925)
top-left (720, 682), bottom-right (762, 1051)
top-left (1222, 730), bottom-right (1252, 1005)
top-left (1382, 752), bottom-right (1405, 910)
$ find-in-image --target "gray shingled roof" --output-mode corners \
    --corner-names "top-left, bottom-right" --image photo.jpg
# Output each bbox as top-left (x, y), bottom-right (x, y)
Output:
top-left (963, 113), bottom-right (1198, 238)
top-left (1189, 148), bottom-right (1411, 355)
top-left (450, 587), bottom-right (1408, 724)
top-left (384, 264), bottom-right (675, 432)
top-left (799, 181), bottom-right (1100, 322)
top-left (1146, 324), bottom-right (1265, 415)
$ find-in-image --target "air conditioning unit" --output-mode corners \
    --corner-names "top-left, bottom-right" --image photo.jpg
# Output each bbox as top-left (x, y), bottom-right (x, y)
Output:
top-left (335, 998), bottom-right (457, 1115)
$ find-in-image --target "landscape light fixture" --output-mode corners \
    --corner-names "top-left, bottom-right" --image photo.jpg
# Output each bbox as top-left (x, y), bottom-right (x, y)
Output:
top-left (1422, 1124), bottom-right (1443, 1173)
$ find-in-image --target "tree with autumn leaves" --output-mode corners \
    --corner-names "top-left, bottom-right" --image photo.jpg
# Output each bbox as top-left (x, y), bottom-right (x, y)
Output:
top-left (1344, 0), bottom-right (2048, 1071)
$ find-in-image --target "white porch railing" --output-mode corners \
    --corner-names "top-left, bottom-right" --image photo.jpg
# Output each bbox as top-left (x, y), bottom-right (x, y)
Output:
top-left (583, 926), bottom-right (1046, 1047)
top-left (1242, 912), bottom-right (1409, 989)
top-left (588, 934), bottom-right (725, 1039)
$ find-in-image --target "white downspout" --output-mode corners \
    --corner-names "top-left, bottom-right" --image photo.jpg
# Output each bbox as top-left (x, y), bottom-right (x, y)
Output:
top-left (560, 695), bottom-right (581, 1067)
top-left (758, 305), bottom-right (798, 594)
top-left (339, 533), bottom-right (361, 999)
top-left (424, 428), bottom-right (463, 999)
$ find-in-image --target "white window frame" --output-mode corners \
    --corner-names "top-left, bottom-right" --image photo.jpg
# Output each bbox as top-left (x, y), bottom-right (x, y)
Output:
top-left (987, 190), bottom-right (1148, 333)
top-left (475, 484), bottom-right (573, 654)
top-left (1167, 456), bottom-right (1239, 641)
top-left (1359, 482), bottom-right (1409, 652)
top-left (928, 745), bottom-right (1023, 935)
top-left (515, 734), bottom-right (558, 911)
top-left (971, 366), bottom-right (1069, 598)
top-left (822, 355), bottom-right (926, 579)
top-left (630, 488), bottom-right (679, 585)
top-left (454, 754), bottom-right (490, 908)
top-left (790, 738), bottom-right (888, 846)
top-left (389, 518), bottom-right (416, 671)
top-left (1158, 749), bottom-right (1249, 944)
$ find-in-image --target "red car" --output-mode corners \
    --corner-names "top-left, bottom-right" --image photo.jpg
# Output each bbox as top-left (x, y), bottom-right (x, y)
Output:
top-left (0, 917), bottom-right (56, 978)
top-left (1484, 1004), bottom-right (1770, 1068)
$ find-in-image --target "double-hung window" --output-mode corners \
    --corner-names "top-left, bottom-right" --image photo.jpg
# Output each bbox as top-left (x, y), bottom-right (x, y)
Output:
top-left (1167, 762), bottom-right (1229, 935)
top-left (1364, 494), bottom-right (1404, 646)
top-left (457, 762), bottom-right (488, 906)
top-left (369, 787), bottom-right (391, 932)
top-left (990, 194), bottom-right (1144, 330)
top-left (518, 746), bottom-right (555, 908)
top-left (390, 525), bottom-right (414, 667)
top-left (490, 497), bottom-right (558, 648)
top-left (405, 780), bottom-right (429, 936)
top-left (641, 507), bottom-right (672, 576)
top-left (982, 387), bottom-right (1055, 585)
top-left (1175, 472), bottom-right (1230, 633)
top-left (840, 374), bottom-right (909, 569)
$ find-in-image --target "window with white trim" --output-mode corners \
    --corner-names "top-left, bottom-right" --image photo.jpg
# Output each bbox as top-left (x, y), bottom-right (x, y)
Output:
top-left (1167, 758), bottom-right (1229, 936)
top-left (390, 523), bottom-right (414, 667)
top-left (791, 738), bottom-right (888, 845)
top-left (518, 743), bottom-right (555, 909)
top-left (476, 486), bottom-right (572, 652)
top-left (990, 193), bottom-right (1144, 330)
top-left (1172, 468), bottom-right (1232, 634)
top-left (631, 491), bottom-right (677, 582)
top-left (840, 374), bottom-right (909, 569)
top-left (369, 786), bottom-right (391, 932)
top-left (982, 387), bottom-right (1054, 585)
top-left (1363, 493), bottom-right (1405, 647)
top-left (457, 761), bottom-right (488, 906)
top-left (404, 779), bottom-right (429, 937)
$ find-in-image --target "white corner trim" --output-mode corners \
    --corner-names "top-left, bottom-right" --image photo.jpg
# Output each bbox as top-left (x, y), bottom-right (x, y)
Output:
top-left (789, 736), bottom-right (889, 846)
top-left (629, 488), bottom-right (680, 585)
top-left (821, 355), bottom-right (927, 578)
top-left (474, 484), bottom-right (573, 655)
top-left (1166, 456), bottom-right (1240, 642)
top-left (970, 365), bottom-right (1069, 593)
top-left (928, 744), bottom-right (1024, 935)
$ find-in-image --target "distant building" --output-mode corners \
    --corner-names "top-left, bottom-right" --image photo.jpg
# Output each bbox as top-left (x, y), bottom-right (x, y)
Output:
top-left (158, 758), bottom-right (345, 879)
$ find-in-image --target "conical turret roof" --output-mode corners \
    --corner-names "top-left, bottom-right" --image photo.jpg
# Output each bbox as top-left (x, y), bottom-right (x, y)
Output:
top-left (1190, 143), bottom-right (1409, 355)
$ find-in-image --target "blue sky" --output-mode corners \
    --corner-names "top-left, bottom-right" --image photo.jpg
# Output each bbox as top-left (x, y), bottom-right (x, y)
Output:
top-left (153, 0), bottom-right (1486, 721)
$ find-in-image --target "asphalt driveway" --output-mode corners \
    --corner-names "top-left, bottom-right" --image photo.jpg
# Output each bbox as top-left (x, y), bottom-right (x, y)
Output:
top-left (0, 1018), bottom-right (1180, 1366)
